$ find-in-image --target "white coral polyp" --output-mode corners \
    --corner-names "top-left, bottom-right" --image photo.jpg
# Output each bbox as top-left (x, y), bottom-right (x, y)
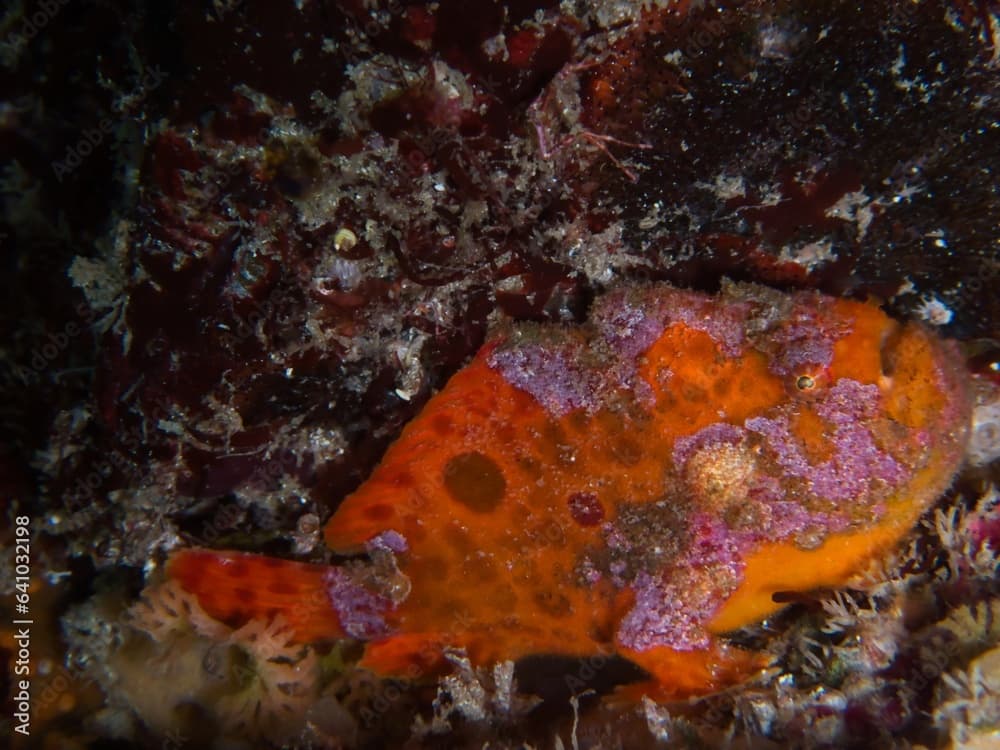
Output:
top-left (126, 582), bottom-right (320, 742)
top-left (127, 580), bottom-right (228, 642)
top-left (218, 615), bottom-right (321, 742)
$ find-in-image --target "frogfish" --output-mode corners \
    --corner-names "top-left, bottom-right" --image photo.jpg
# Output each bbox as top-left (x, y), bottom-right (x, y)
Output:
top-left (167, 282), bottom-right (971, 699)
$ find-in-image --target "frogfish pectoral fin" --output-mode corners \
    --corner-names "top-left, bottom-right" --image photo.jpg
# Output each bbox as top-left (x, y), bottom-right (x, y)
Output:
top-left (167, 548), bottom-right (346, 643)
top-left (357, 632), bottom-right (451, 679)
top-left (615, 641), bottom-right (770, 703)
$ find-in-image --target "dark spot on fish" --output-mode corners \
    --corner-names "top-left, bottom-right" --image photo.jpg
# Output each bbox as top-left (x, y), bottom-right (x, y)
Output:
top-left (443, 451), bottom-right (506, 512)
top-left (365, 503), bottom-right (395, 520)
top-left (516, 454), bottom-right (544, 478)
top-left (533, 589), bottom-right (573, 618)
top-left (568, 492), bottom-right (605, 526)
top-left (713, 376), bottom-right (733, 397)
top-left (462, 554), bottom-right (499, 583)
top-left (431, 414), bottom-right (453, 435)
top-left (227, 560), bottom-right (249, 577)
top-left (611, 437), bottom-right (642, 466)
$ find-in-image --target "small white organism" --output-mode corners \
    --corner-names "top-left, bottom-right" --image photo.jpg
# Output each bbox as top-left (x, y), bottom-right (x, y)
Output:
top-left (915, 294), bottom-right (954, 326)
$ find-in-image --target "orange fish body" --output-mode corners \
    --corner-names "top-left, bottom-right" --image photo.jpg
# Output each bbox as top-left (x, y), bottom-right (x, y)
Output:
top-left (168, 282), bottom-right (971, 698)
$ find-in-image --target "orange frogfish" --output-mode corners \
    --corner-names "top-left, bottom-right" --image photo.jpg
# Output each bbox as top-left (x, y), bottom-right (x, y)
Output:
top-left (167, 281), bottom-right (971, 699)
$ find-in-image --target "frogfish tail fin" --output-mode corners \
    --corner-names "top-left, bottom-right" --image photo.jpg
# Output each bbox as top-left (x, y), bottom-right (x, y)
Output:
top-left (167, 548), bottom-right (345, 643)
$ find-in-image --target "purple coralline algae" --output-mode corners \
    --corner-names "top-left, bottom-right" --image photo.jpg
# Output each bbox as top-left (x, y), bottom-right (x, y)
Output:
top-left (747, 379), bottom-right (907, 503)
top-left (487, 343), bottom-right (605, 417)
top-left (323, 568), bottom-right (393, 640)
